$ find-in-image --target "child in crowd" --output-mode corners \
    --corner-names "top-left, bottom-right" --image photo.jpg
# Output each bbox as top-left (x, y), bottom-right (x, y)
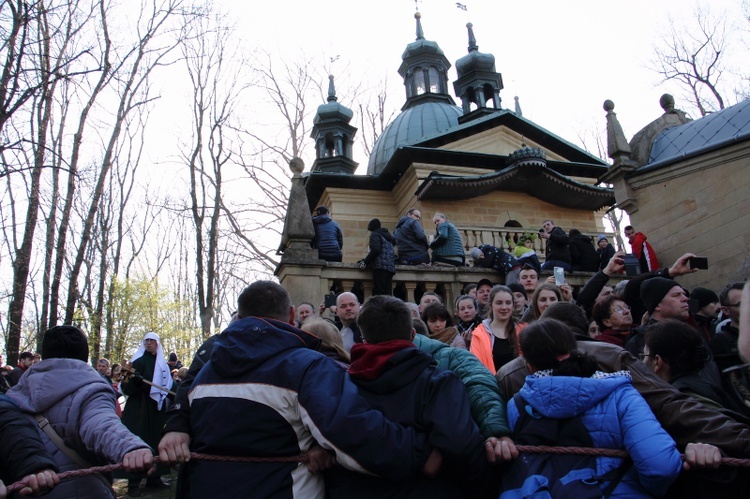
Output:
top-left (421, 303), bottom-right (466, 349)
top-left (454, 295), bottom-right (480, 347)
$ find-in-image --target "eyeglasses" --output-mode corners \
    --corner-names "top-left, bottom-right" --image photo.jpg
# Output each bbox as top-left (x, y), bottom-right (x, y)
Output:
top-left (612, 306), bottom-right (631, 314)
top-left (637, 353), bottom-right (651, 361)
top-left (410, 213), bottom-right (421, 220)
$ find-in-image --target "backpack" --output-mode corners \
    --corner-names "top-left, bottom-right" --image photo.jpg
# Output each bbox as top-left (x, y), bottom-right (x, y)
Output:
top-left (500, 393), bottom-right (632, 499)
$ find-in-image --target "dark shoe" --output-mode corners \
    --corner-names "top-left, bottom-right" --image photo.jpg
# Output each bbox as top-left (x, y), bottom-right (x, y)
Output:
top-left (145, 478), bottom-right (170, 489)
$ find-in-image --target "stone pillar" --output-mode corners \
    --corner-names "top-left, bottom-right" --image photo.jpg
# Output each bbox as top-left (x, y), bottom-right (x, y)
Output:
top-left (276, 157), bottom-right (324, 306)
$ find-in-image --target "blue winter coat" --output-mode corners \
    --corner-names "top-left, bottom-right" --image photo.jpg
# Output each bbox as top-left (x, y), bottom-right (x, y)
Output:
top-left (393, 215), bottom-right (429, 262)
top-left (311, 214), bottom-right (343, 261)
top-left (188, 317), bottom-right (431, 498)
top-left (507, 372), bottom-right (682, 498)
top-left (413, 334), bottom-right (511, 439)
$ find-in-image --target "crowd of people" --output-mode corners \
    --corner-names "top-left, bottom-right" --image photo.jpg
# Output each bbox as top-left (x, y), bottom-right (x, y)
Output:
top-left (2, 209), bottom-right (750, 498)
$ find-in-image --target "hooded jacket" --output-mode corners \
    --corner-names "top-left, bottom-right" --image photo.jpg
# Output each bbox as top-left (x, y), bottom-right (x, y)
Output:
top-left (508, 372), bottom-right (682, 498)
top-left (497, 337), bottom-right (750, 458)
top-left (311, 214), bottom-right (343, 261)
top-left (364, 227), bottom-right (396, 273)
top-left (187, 317), bottom-right (431, 498)
top-left (393, 215), bottom-right (429, 262)
top-left (6, 359), bottom-right (149, 499)
top-left (326, 341), bottom-right (490, 498)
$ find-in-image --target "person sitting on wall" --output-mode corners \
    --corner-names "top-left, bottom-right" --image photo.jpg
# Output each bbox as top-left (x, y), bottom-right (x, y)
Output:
top-left (568, 228), bottom-right (600, 272)
top-left (597, 235), bottom-right (616, 271)
top-left (429, 212), bottom-right (465, 267)
top-left (539, 220), bottom-right (571, 271)
top-left (393, 208), bottom-right (430, 265)
top-left (311, 205), bottom-right (343, 262)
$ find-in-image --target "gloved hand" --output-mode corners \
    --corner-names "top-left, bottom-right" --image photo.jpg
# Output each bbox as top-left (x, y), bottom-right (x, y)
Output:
top-left (132, 374), bottom-right (145, 386)
top-left (358, 262), bottom-right (366, 270)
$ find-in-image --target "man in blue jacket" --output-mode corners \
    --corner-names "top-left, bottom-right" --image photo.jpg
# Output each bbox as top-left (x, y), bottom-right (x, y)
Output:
top-left (326, 295), bottom-right (492, 498)
top-left (311, 206), bottom-right (343, 262)
top-left (185, 281), bottom-right (435, 498)
top-left (393, 208), bottom-right (430, 265)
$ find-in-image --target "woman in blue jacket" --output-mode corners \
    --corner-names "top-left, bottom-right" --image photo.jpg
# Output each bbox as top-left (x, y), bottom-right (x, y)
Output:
top-left (506, 319), bottom-right (682, 498)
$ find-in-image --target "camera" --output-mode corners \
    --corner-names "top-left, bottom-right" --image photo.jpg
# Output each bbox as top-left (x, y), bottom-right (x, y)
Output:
top-left (622, 254), bottom-right (641, 276)
top-left (538, 228), bottom-right (545, 233)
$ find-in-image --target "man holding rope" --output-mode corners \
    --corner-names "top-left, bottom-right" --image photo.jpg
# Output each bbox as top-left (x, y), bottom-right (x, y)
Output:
top-left (5, 325), bottom-right (153, 498)
top-left (160, 281), bottom-right (436, 498)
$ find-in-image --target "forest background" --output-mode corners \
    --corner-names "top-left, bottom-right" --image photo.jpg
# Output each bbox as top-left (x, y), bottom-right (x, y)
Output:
top-left (1, 0), bottom-right (748, 365)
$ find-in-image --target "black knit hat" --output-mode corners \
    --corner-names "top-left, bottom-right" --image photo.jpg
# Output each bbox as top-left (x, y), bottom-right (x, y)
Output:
top-left (690, 287), bottom-right (719, 309)
top-left (640, 277), bottom-right (680, 314)
top-left (314, 206), bottom-right (329, 216)
top-left (367, 218), bottom-right (381, 231)
top-left (42, 325), bottom-right (89, 362)
top-left (508, 282), bottom-right (528, 300)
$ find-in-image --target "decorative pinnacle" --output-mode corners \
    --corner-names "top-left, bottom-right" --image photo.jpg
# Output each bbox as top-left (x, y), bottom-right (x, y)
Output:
top-left (327, 75), bottom-right (337, 102)
top-left (467, 23), bottom-right (477, 52)
top-left (415, 12), bottom-right (424, 40)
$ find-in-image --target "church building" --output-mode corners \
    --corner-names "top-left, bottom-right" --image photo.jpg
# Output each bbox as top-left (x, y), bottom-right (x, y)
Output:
top-left (276, 12), bottom-right (617, 307)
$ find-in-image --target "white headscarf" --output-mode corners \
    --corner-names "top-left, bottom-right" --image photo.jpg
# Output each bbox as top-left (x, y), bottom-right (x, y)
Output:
top-left (130, 331), bottom-right (171, 410)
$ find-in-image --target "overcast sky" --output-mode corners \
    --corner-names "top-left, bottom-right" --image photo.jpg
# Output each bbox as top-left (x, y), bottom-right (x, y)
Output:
top-left (213, 0), bottom-right (747, 159)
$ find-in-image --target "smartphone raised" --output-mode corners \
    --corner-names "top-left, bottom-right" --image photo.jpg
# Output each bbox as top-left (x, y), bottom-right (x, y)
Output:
top-left (554, 267), bottom-right (565, 287)
top-left (688, 257), bottom-right (708, 270)
top-left (324, 294), bottom-right (337, 308)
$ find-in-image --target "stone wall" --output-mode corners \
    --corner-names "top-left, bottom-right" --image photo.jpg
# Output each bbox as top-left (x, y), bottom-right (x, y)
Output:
top-left (318, 166), bottom-right (609, 265)
top-left (628, 141), bottom-right (750, 291)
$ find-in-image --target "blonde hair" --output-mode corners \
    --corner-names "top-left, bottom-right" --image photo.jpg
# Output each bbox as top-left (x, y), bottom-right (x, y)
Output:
top-left (301, 318), bottom-right (350, 363)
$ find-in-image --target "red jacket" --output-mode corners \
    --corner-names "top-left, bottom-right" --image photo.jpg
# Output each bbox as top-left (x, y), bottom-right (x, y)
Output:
top-left (630, 232), bottom-right (659, 272)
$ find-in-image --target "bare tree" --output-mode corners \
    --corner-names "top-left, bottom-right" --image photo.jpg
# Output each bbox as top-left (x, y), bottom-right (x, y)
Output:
top-left (180, 12), bottom-right (245, 339)
top-left (62, 0), bottom-right (191, 324)
top-left (652, 5), bottom-right (749, 116)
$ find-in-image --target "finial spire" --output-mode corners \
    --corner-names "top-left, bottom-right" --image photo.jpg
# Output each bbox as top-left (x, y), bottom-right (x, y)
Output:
top-left (415, 11), bottom-right (424, 40)
top-left (327, 75), bottom-right (337, 102)
top-left (466, 22), bottom-right (477, 52)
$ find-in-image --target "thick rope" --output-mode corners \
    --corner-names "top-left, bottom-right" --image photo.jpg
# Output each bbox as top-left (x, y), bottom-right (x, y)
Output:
top-left (7, 447), bottom-right (750, 494)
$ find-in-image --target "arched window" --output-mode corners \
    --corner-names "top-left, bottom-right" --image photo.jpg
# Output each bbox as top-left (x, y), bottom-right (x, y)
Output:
top-left (414, 68), bottom-right (426, 95)
top-left (324, 133), bottom-right (336, 157)
top-left (428, 67), bottom-right (439, 93)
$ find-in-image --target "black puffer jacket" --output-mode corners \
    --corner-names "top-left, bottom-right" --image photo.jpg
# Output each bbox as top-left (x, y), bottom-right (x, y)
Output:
top-left (364, 228), bottom-right (396, 273)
